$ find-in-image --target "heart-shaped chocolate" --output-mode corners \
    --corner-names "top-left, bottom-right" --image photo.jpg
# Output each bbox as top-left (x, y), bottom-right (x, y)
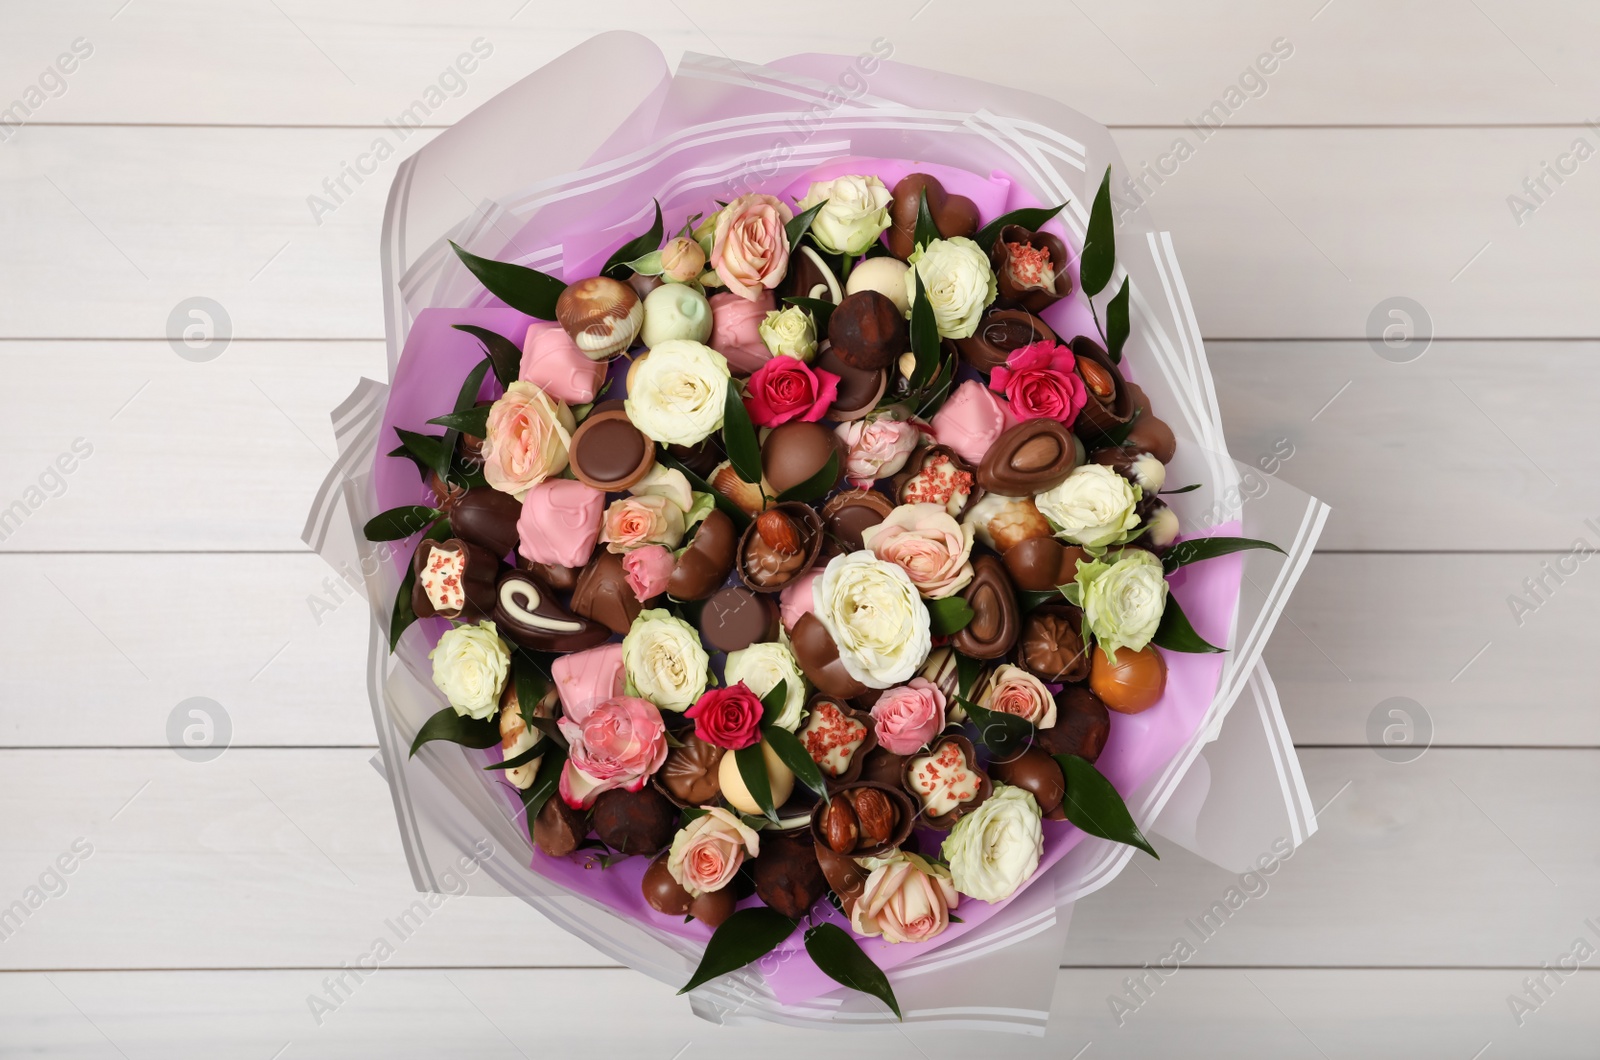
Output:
top-left (887, 173), bottom-right (981, 260)
top-left (951, 555), bottom-right (1020, 660)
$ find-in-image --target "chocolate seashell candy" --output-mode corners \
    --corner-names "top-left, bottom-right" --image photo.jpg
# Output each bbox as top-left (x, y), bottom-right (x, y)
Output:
top-left (555, 276), bottom-right (643, 360)
top-left (977, 418), bottom-right (1083, 496)
top-left (655, 732), bottom-right (725, 808)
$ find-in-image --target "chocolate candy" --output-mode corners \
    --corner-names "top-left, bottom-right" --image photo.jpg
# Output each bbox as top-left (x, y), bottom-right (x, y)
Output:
top-left (555, 276), bottom-right (642, 360)
top-left (1071, 337), bottom-right (1134, 433)
top-left (962, 492), bottom-right (1051, 553)
top-left (895, 444), bottom-right (979, 519)
top-left (667, 438), bottom-right (722, 477)
top-left (844, 256), bottom-right (911, 314)
top-left (521, 560), bottom-right (578, 592)
top-left (990, 225), bottom-right (1071, 313)
top-left (760, 421), bottom-right (843, 495)
top-left (666, 508), bottom-right (738, 601)
top-left (809, 782), bottom-right (915, 858)
top-left (699, 586), bottom-right (778, 652)
top-left (688, 886), bottom-right (736, 927)
top-left (778, 243), bottom-right (843, 304)
top-left (1018, 605), bottom-right (1091, 684)
top-left (533, 796), bottom-right (589, 858)
top-left (570, 551), bottom-right (644, 635)
top-left (819, 489), bottom-right (894, 555)
top-left (1091, 644), bottom-right (1168, 714)
top-left (815, 344), bottom-right (888, 422)
top-left (887, 173), bottom-right (980, 259)
top-left (1091, 446), bottom-right (1167, 493)
top-left (953, 307), bottom-right (1057, 373)
top-left (493, 569), bottom-right (611, 652)
top-left (828, 290), bottom-right (907, 371)
top-left (1125, 381), bottom-right (1178, 464)
top-left (902, 735), bottom-right (991, 830)
top-left (797, 696), bottom-right (874, 783)
top-left (591, 785), bottom-right (677, 856)
top-left (412, 537), bottom-right (499, 621)
top-left (790, 612), bottom-right (869, 699)
top-left (568, 407), bottom-right (654, 491)
top-left (641, 852), bottom-right (693, 916)
top-left (1002, 536), bottom-right (1087, 593)
top-left (708, 461), bottom-right (774, 516)
top-left (988, 745), bottom-right (1066, 817)
top-left (1037, 685), bottom-right (1111, 763)
top-left (856, 747), bottom-right (908, 788)
top-left (738, 503), bottom-right (823, 592)
top-left (977, 418), bottom-right (1082, 495)
top-left (814, 841), bottom-right (868, 915)
top-left (718, 741), bottom-right (794, 815)
top-left (950, 555), bottom-right (1020, 660)
top-left (445, 486), bottom-right (522, 559)
top-left (1140, 500), bottom-right (1180, 553)
top-left (750, 829), bottom-right (827, 919)
top-left (656, 733), bottom-right (725, 807)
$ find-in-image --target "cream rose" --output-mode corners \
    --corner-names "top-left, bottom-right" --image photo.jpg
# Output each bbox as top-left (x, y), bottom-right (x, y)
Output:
top-left (796, 174), bottom-right (894, 256)
top-left (621, 609), bottom-right (710, 712)
top-left (1036, 463), bottom-right (1142, 550)
top-left (667, 807), bottom-right (761, 896)
top-left (623, 339), bottom-right (730, 446)
top-left (480, 381), bottom-right (575, 499)
top-left (850, 851), bottom-right (959, 944)
top-left (905, 237), bottom-right (997, 340)
top-left (757, 304), bottom-right (818, 362)
top-left (861, 502), bottom-right (975, 599)
top-left (427, 620), bottom-right (511, 721)
top-left (723, 641), bottom-right (808, 732)
top-left (978, 664), bottom-right (1058, 729)
top-left (1076, 548), bottom-right (1169, 658)
top-left (600, 495), bottom-right (686, 554)
top-left (942, 783), bottom-right (1044, 902)
top-left (813, 551), bottom-right (933, 689)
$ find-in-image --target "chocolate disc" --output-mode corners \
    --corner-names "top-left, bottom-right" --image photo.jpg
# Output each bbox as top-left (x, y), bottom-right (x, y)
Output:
top-left (950, 555), bottom-right (1020, 660)
top-left (492, 569), bottom-right (611, 652)
top-left (568, 408), bottom-right (654, 491)
top-left (819, 489), bottom-right (895, 555)
top-left (977, 418), bottom-right (1081, 495)
top-left (699, 586), bottom-right (778, 652)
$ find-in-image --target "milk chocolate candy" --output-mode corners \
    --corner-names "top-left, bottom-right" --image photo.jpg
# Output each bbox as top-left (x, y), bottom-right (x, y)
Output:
top-left (641, 852), bottom-right (693, 916)
top-left (1002, 536), bottom-right (1087, 593)
top-left (1018, 605), bottom-right (1091, 684)
top-left (814, 841), bottom-right (868, 914)
top-left (887, 173), bottom-right (980, 259)
top-left (739, 503), bottom-right (823, 593)
top-left (688, 885), bottom-right (736, 927)
top-left (568, 407), bottom-right (654, 491)
top-left (761, 421), bottom-right (843, 496)
top-left (977, 418), bottom-right (1081, 495)
top-left (555, 276), bottom-right (643, 361)
top-left (790, 612), bottom-right (869, 700)
top-left (819, 489), bottom-right (894, 556)
top-left (412, 537), bottom-right (499, 622)
top-left (1037, 685), bottom-right (1111, 763)
top-left (1123, 383), bottom-right (1178, 464)
top-left (895, 444), bottom-right (980, 519)
top-left (988, 745), bottom-right (1066, 818)
top-left (1091, 644), bottom-right (1167, 714)
top-left (493, 569), bottom-right (611, 652)
top-left (953, 308), bottom-right (1057, 373)
top-left (570, 550), bottom-right (644, 635)
top-left (950, 555), bottom-right (1020, 660)
top-left (655, 733), bottom-right (725, 807)
top-left (666, 508), bottom-right (737, 601)
top-left (815, 344), bottom-right (888, 422)
top-left (990, 225), bottom-right (1071, 313)
top-left (446, 486), bottom-right (522, 559)
top-left (699, 586), bottom-right (778, 652)
top-left (1071, 337), bottom-right (1134, 434)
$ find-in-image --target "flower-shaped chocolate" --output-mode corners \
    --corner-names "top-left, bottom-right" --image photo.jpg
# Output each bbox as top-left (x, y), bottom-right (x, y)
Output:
top-left (989, 224), bottom-right (1072, 313)
top-left (797, 695), bottom-right (877, 786)
top-left (902, 734), bottom-right (992, 830)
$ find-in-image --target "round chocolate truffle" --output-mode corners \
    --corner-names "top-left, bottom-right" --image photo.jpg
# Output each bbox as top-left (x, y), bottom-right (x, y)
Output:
top-left (988, 745), bottom-right (1066, 816)
top-left (828, 290), bottom-right (908, 371)
top-left (1037, 685), bottom-right (1111, 763)
top-left (699, 586), bottom-right (778, 652)
top-left (641, 852), bottom-right (693, 916)
top-left (590, 786), bottom-right (677, 856)
top-left (760, 421), bottom-right (842, 495)
top-left (750, 829), bottom-right (827, 919)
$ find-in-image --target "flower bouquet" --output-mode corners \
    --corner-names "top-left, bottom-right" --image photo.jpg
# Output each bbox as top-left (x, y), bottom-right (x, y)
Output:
top-left (304, 34), bottom-right (1328, 1032)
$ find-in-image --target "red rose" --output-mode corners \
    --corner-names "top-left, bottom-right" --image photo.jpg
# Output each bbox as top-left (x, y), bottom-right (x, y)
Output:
top-left (685, 681), bottom-right (766, 750)
top-left (743, 355), bottom-right (840, 428)
top-left (989, 340), bottom-right (1087, 425)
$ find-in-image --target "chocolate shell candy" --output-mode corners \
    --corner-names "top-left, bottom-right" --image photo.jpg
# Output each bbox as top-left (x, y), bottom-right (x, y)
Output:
top-left (990, 225), bottom-right (1071, 313)
top-left (591, 785), bottom-right (677, 856)
top-left (533, 796), bottom-right (589, 859)
top-left (570, 550), bottom-right (644, 634)
top-left (1002, 536), bottom-right (1087, 593)
top-left (655, 732), bottom-right (725, 808)
top-left (796, 696), bottom-right (875, 784)
top-left (492, 569), bottom-right (611, 652)
top-left (555, 276), bottom-right (643, 360)
top-left (814, 841), bottom-right (868, 915)
top-left (828, 290), bottom-right (907, 372)
top-left (809, 782), bottom-right (915, 858)
top-left (887, 173), bottom-right (980, 260)
top-left (641, 852), bottom-right (693, 916)
top-left (903, 735), bottom-right (991, 830)
top-left (977, 418), bottom-right (1082, 496)
top-left (819, 489), bottom-right (894, 556)
top-left (666, 508), bottom-right (738, 601)
top-left (988, 745), bottom-right (1066, 818)
top-left (1018, 605), bottom-right (1091, 684)
top-left (412, 537), bottom-right (499, 622)
top-left (738, 503), bottom-right (823, 593)
top-left (1091, 644), bottom-right (1168, 714)
top-left (953, 307), bottom-right (1057, 373)
top-left (894, 444), bottom-right (980, 519)
top-left (699, 586), bottom-right (778, 652)
top-left (790, 612), bottom-right (869, 700)
top-left (761, 421), bottom-right (843, 496)
top-left (950, 555), bottom-right (1020, 660)
top-left (750, 829), bottom-right (827, 920)
top-left (568, 407), bottom-right (654, 491)
top-left (445, 487), bottom-right (522, 559)
top-left (1071, 337), bottom-right (1134, 434)
top-left (1036, 685), bottom-right (1111, 763)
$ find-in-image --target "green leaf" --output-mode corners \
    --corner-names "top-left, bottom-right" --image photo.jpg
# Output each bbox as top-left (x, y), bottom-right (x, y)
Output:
top-left (427, 405), bottom-right (491, 437)
top-left (1162, 536), bottom-right (1285, 574)
top-left (913, 350), bottom-right (958, 419)
top-left (909, 269), bottom-right (939, 389)
top-left (409, 707), bottom-right (501, 757)
top-left (972, 202), bottom-right (1068, 254)
top-left (483, 738), bottom-right (548, 772)
top-left (656, 451), bottom-right (752, 534)
top-left (913, 187), bottom-right (940, 253)
top-left (1151, 592), bottom-right (1225, 654)
top-left (757, 679), bottom-right (789, 722)
top-left (954, 652), bottom-right (983, 699)
top-left (960, 696), bottom-right (1035, 758)
top-left (679, 908), bottom-right (798, 994)
top-left (394, 428), bottom-right (451, 483)
top-left (363, 505), bottom-right (441, 542)
top-left (512, 652), bottom-right (551, 733)
top-left (389, 521), bottom-right (452, 652)
top-left (734, 741), bottom-right (778, 822)
top-left (1160, 483), bottom-right (1201, 495)
top-left (449, 240), bottom-right (567, 320)
top-left (775, 451), bottom-right (838, 504)
top-left (785, 198), bottom-right (828, 248)
top-left (925, 595), bottom-right (975, 636)
top-left (518, 746), bottom-right (567, 839)
top-left (764, 725), bottom-right (825, 796)
top-left (601, 199), bottom-right (664, 279)
top-left (721, 384), bottom-right (763, 484)
top-left (1106, 276), bottom-right (1130, 364)
top-left (781, 296), bottom-right (836, 335)
top-left (1080, 166), bottom-right (1115, 297)
top-left (803, 923), bottom-right (901, 1019)
top-left (1054, 754), bottom-right (1158, 859)
top-left (1017, 588), bottom-right (1065, 612)
top-left (452, 324), bottom-right (523, 389)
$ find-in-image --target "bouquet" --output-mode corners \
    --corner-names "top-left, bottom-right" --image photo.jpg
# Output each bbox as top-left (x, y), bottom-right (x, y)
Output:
top-left (305, 35), bottom-right (1327, 1032)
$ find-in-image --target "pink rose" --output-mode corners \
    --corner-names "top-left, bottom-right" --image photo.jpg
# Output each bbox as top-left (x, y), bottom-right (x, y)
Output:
top-left (850, 852), bottom-right (958, 944)
top-left (979, 664), bottom-right (1058, 728)
top-left (744, 355), bottom-right (839, 428)
top-left (480, 381), bottom-right (576, 500)
top-left (711, 193), bottom-right (794, 301)
top-left (558, 695), bottom-right (668, 809)
top-left (684, 682), bottom-right (765, 750)
top-left (834, 417), bottom-right (922, 488)
top-left (600, 495), bottom-right (686, 554)
top-left (520, 322), bottom-right (605, 404)
top-left (929, 379), bottom-right (1015, 466)
top-left (708, 290), bottom-right (776, 375)
top-left (666, 806), bottom-right (761, 897)
top-left (870, 677), bottom-right (947, 755)
top-left (622, 544), bottom-right (674, 601)
top-left (861, 503), bottom-right (976, 599)
top-left (989, 340), bottom-right (1088, 425)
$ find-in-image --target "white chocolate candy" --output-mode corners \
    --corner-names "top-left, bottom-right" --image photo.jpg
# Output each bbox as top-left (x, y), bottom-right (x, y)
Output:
top-left (906, 739), bottom-right (981, 817)
top-left (717, 740), bottom-right (794, 815)
top-left (798, 700), bottom-right (867, 777)
top-left (420, 545), bottom-right (466, 613)
top-left (844, 255), bottom-right (911, 315)
top-left (640, 283), bottom-right (713, 347)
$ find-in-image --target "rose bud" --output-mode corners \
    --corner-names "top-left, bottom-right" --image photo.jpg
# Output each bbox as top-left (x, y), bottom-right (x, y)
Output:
top-left (660, 236), bottom-right (706, 283)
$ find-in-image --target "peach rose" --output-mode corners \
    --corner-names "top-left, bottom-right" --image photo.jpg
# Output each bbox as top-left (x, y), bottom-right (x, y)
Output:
top-left (861, 502), bottom-right (976, 599)
top-left (979, 664), bottom-right (1058, 728)
top-left (600, 495), bottom-right (686, 554)
top-left (711, 193), bottom-right (794, 300)
top-left (666, 806), bottom-right (761, 896)
top-left (479, 381), bottom-right (575, 500)
top-left (850, 852), bottom-right (958, 944)
top-left (835, 417), bottom-right (922, 488)
top-left (870, 677), bottom-right (947, 755)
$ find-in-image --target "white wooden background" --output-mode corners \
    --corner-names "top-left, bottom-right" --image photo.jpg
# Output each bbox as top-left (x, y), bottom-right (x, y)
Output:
top-left (3, 1), bottom-right (1597, 1056)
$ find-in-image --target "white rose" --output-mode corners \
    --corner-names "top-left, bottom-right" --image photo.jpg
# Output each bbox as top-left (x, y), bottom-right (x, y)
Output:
top-left (905, 237), bottom-right (997, 340)
top-left (796, 174), bottom-right (894, 256)
top-left (1078, 549), bottom-right (1169, 658)
top-left (724, 641), bottom-right (808, 732)
top-left (942, 784), bottom-right (1043, 902)
top-left (757, 305), bottom-right (818, 362)
top-left (428, 621), bottom-right (511, 721)
top-left (1036, 464), bottom-right (1143, 549)
top-left (621, 608), bottom-right (710, 712)
top-left (623, 339), bottom-right (730, 446)
top-left (813, 551), bottom-right (933, 689)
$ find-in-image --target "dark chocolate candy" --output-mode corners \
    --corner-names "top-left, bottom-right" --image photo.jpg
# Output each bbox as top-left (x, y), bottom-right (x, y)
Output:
top-left (887, 173), bottom-right (980, 260)
top-left (815, 345), bottom-right (888, 422)
top-left (492, 569), bottom-right (611, 652)
top-left (1018, 605), bottom-right (1091, 684)
top-left (445, 487), bottom-right (522, 559)
top-left (667, 438), bottom-right (722, 477)
top-left (953, 308), bottom-right (1057, 373)
top-left (591, 786), bottom-right (677, 856)
top-left (790, 612), bottom-right (869, 700)
top-left (750, 829), bottom-right (827, 919)
top-left (828, 290), bottom-right (907, 372)
top-left (819, 489), bottom-right (894, 555)
top-left (688, 886), bottom-right (736, 927)
top-left (570, 550), bottom-right (644, 635)
top-left (950, 555), bottom-right (1020, 660)
top-left (521, 559), bottom-right (578, 592)
top-left (666, 508), bottom-right (737, 601)
top-left (777, 243), bottom-right (842, 304)
top-left (990, 225), bottom-right (1071, 313)
top-left (533, 795), bottom-right (589, 858)
top-left (814, 841), bottom-right (868, 915)
top-left (738, 502), bottom-right (823, 593)
top-left (568, 407), bottom-right (654, 491)
top-left (412, 537), bottom-right (499, 622)
top-left (699, 586), bottom-right (778, 652)
top-left (1036, 685), bottom-right (1111, 764)
top-left (977, 418), bottom-right (1081, 495)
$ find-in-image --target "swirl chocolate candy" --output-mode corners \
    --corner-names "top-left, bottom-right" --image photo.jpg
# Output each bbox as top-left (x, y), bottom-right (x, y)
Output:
top-left (977, 418), bottom-right (1082, 495)
top-left (953, 307), bottom-right (1057, 373)
top-left (493, 569), bottom-right (611, 652)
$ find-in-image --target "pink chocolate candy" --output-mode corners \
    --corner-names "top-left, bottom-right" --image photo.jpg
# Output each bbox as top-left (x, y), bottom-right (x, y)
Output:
top-left (708, 290), bottom-right (775, 376)
top-left (517, 479), bottom-right (604, 568)
top-left (551, 643), bottom-right (624, 725)
top-left (930, 379), bottom-right (1016, 466)
top-left (520, 322), bottom-right (606, 404)
top-left (778, 567), bottom-right (823, 631)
